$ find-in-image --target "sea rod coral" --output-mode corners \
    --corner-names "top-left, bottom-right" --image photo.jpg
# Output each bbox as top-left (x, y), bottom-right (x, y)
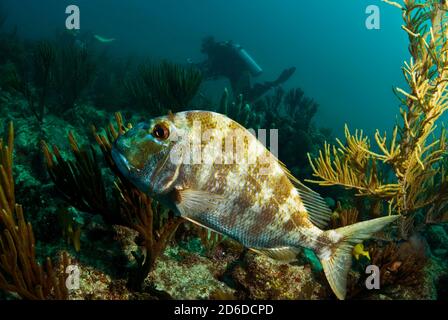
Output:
top-left (0, 122), bottom-right (70, 299)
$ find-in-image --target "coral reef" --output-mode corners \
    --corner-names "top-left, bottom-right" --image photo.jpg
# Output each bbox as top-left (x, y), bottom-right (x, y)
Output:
top-left (149, 246), bottom-right (235, 299)
top-left (42, 135), bottom-right (111, 222)
top-left (228, 252), bottom-right (328, 300)
top-left (0, 0), bottom-right (446, 301)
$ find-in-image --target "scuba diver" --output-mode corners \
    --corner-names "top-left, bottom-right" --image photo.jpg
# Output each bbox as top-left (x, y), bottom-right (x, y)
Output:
top-left (194, 36), bottom-right (296, 102)
top-left (59, 29), bottom-right (116, 50)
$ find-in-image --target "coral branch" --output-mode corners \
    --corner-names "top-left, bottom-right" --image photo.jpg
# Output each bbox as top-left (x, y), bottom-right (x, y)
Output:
top-left (0, 122), bottom-right (70, 300)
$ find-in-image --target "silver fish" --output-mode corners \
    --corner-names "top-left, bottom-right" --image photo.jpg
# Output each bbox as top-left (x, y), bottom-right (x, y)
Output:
top-left (112, 111), bottom-right (398, 299)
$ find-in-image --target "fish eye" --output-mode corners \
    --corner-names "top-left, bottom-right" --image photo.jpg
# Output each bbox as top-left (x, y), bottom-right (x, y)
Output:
top-left (151, 123), bottom-right (170, 140)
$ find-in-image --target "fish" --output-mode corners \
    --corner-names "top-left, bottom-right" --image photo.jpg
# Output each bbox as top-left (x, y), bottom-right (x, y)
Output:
top-left (353, 243), bottom-right (370, 261)
top-left (111, 110), bottom-right (398, 300)
top-left (94, 34), bottom-right (116, 43)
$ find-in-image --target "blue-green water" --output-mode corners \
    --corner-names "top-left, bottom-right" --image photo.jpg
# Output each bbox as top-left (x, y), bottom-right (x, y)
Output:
top-left (2, 0), bottom-right (408, 136)
top-left (1, 0), bottom-right (446, 302)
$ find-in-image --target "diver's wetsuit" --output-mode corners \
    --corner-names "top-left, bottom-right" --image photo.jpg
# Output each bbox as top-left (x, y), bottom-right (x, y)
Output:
top-left (197, 37), bottom-right (296, 102)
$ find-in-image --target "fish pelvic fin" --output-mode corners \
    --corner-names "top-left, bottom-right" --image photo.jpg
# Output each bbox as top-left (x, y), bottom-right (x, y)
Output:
top-left (319, 215), bottom-right (399, 300)
top-left (251, 247), bottom-right (300, 262)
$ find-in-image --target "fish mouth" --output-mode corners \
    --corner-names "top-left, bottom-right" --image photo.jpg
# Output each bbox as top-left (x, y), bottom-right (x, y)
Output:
top-left (111, 147), bottom-right (132, 174)
top-left (111, 147), bottom-right (144, 178)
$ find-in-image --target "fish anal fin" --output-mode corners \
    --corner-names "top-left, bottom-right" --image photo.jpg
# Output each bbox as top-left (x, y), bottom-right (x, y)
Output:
top-left (182, 216), bottom-right (226, 238)
top-left (251, 247), bottom-right (299, 262)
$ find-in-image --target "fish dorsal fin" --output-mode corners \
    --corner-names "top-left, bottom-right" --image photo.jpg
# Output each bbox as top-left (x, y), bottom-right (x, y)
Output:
top-left (276, 158), bottom-right (332, 229)
top-left (294, 181), bottom-right (332, 229)
top-left (250, 247), bottom-right (300, 262)
top-left (175, 188), bottom-right (226, 217)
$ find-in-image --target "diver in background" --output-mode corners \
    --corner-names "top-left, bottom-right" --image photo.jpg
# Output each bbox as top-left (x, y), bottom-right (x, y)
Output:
top-left (195, 36), bottom-right (296, 102)
top-left (59, 29), bottom-right (92, 49)
top-left (59, 29), bottom-right (116, 50)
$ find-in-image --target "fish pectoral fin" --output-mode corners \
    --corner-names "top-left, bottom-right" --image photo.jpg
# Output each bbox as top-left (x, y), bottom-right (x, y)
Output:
top-left (175, 188), bottom-right (225, 216)
top-left (251, 247), bottom-right (300, 262)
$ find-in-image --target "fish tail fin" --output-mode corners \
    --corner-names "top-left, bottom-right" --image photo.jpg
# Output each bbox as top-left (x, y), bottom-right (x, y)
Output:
top-left (319, 215), bottom-right (399, 300)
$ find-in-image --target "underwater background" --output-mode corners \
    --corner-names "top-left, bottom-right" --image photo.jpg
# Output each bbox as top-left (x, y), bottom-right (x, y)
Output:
top-left (2, 0), bottom-right (411, 136)
top-left (0, 0), bottom-right (447, 300)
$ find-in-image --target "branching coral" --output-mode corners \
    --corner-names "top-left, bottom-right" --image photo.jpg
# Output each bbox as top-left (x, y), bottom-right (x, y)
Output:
top-left (126, 61), bottom-right (202, 114)
top-left (218, 88), bottom-right (261, 128)
top-left (284, 87), bottom-right (318, 131)
top-left (53, 44), bottom-right (96, 111)
top-left (57, 207), bottom-right (82, 253)
top-left (0, 23), bottom-right (26, 69)
top-left (112, 167), bottom-right (181, 290)
top-left (2, 41), bottom-right (67, 125)
top-left (32, 41), bottom-right (56, 122)
top-left (197, 227), bottom-right (224, 257)
top-left (330, 203), bottom-right (360, 229)
top-left (307, 0), bottom-right (448, 238)
top-left (125, 72), bottom-right (158, 113)
top-left (369, 240), bottom-right (427, 288)
top-left (424, 147), bottom-right (448, 223)
top-left (0, 122), bottom-right (70, 300)
top-left (42, 134), bottom-right (114, 223)
top-left (347, 239), bottom-right (428, 299)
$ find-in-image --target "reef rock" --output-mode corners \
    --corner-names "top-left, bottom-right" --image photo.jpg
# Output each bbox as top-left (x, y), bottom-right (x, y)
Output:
top-left (229, 252), bottom-right (328, 300)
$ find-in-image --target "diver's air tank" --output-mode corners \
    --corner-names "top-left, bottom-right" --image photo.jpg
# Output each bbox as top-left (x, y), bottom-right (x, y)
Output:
top-left (232, 44), bottom-right (263, 77)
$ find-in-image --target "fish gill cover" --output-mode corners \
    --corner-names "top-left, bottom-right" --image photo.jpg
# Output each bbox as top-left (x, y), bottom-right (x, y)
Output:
top-left (0, 0), bottom-right (446, 301)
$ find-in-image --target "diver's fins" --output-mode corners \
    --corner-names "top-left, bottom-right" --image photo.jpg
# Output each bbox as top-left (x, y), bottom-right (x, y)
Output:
top-left (319, 215), bottom-right (399, 299)
top-left (273, 67), bottom-right (296, 86)
top-left (94, 34), bottom-right (116, 43)
top-left (247, 67), bottom-right (297, 102)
